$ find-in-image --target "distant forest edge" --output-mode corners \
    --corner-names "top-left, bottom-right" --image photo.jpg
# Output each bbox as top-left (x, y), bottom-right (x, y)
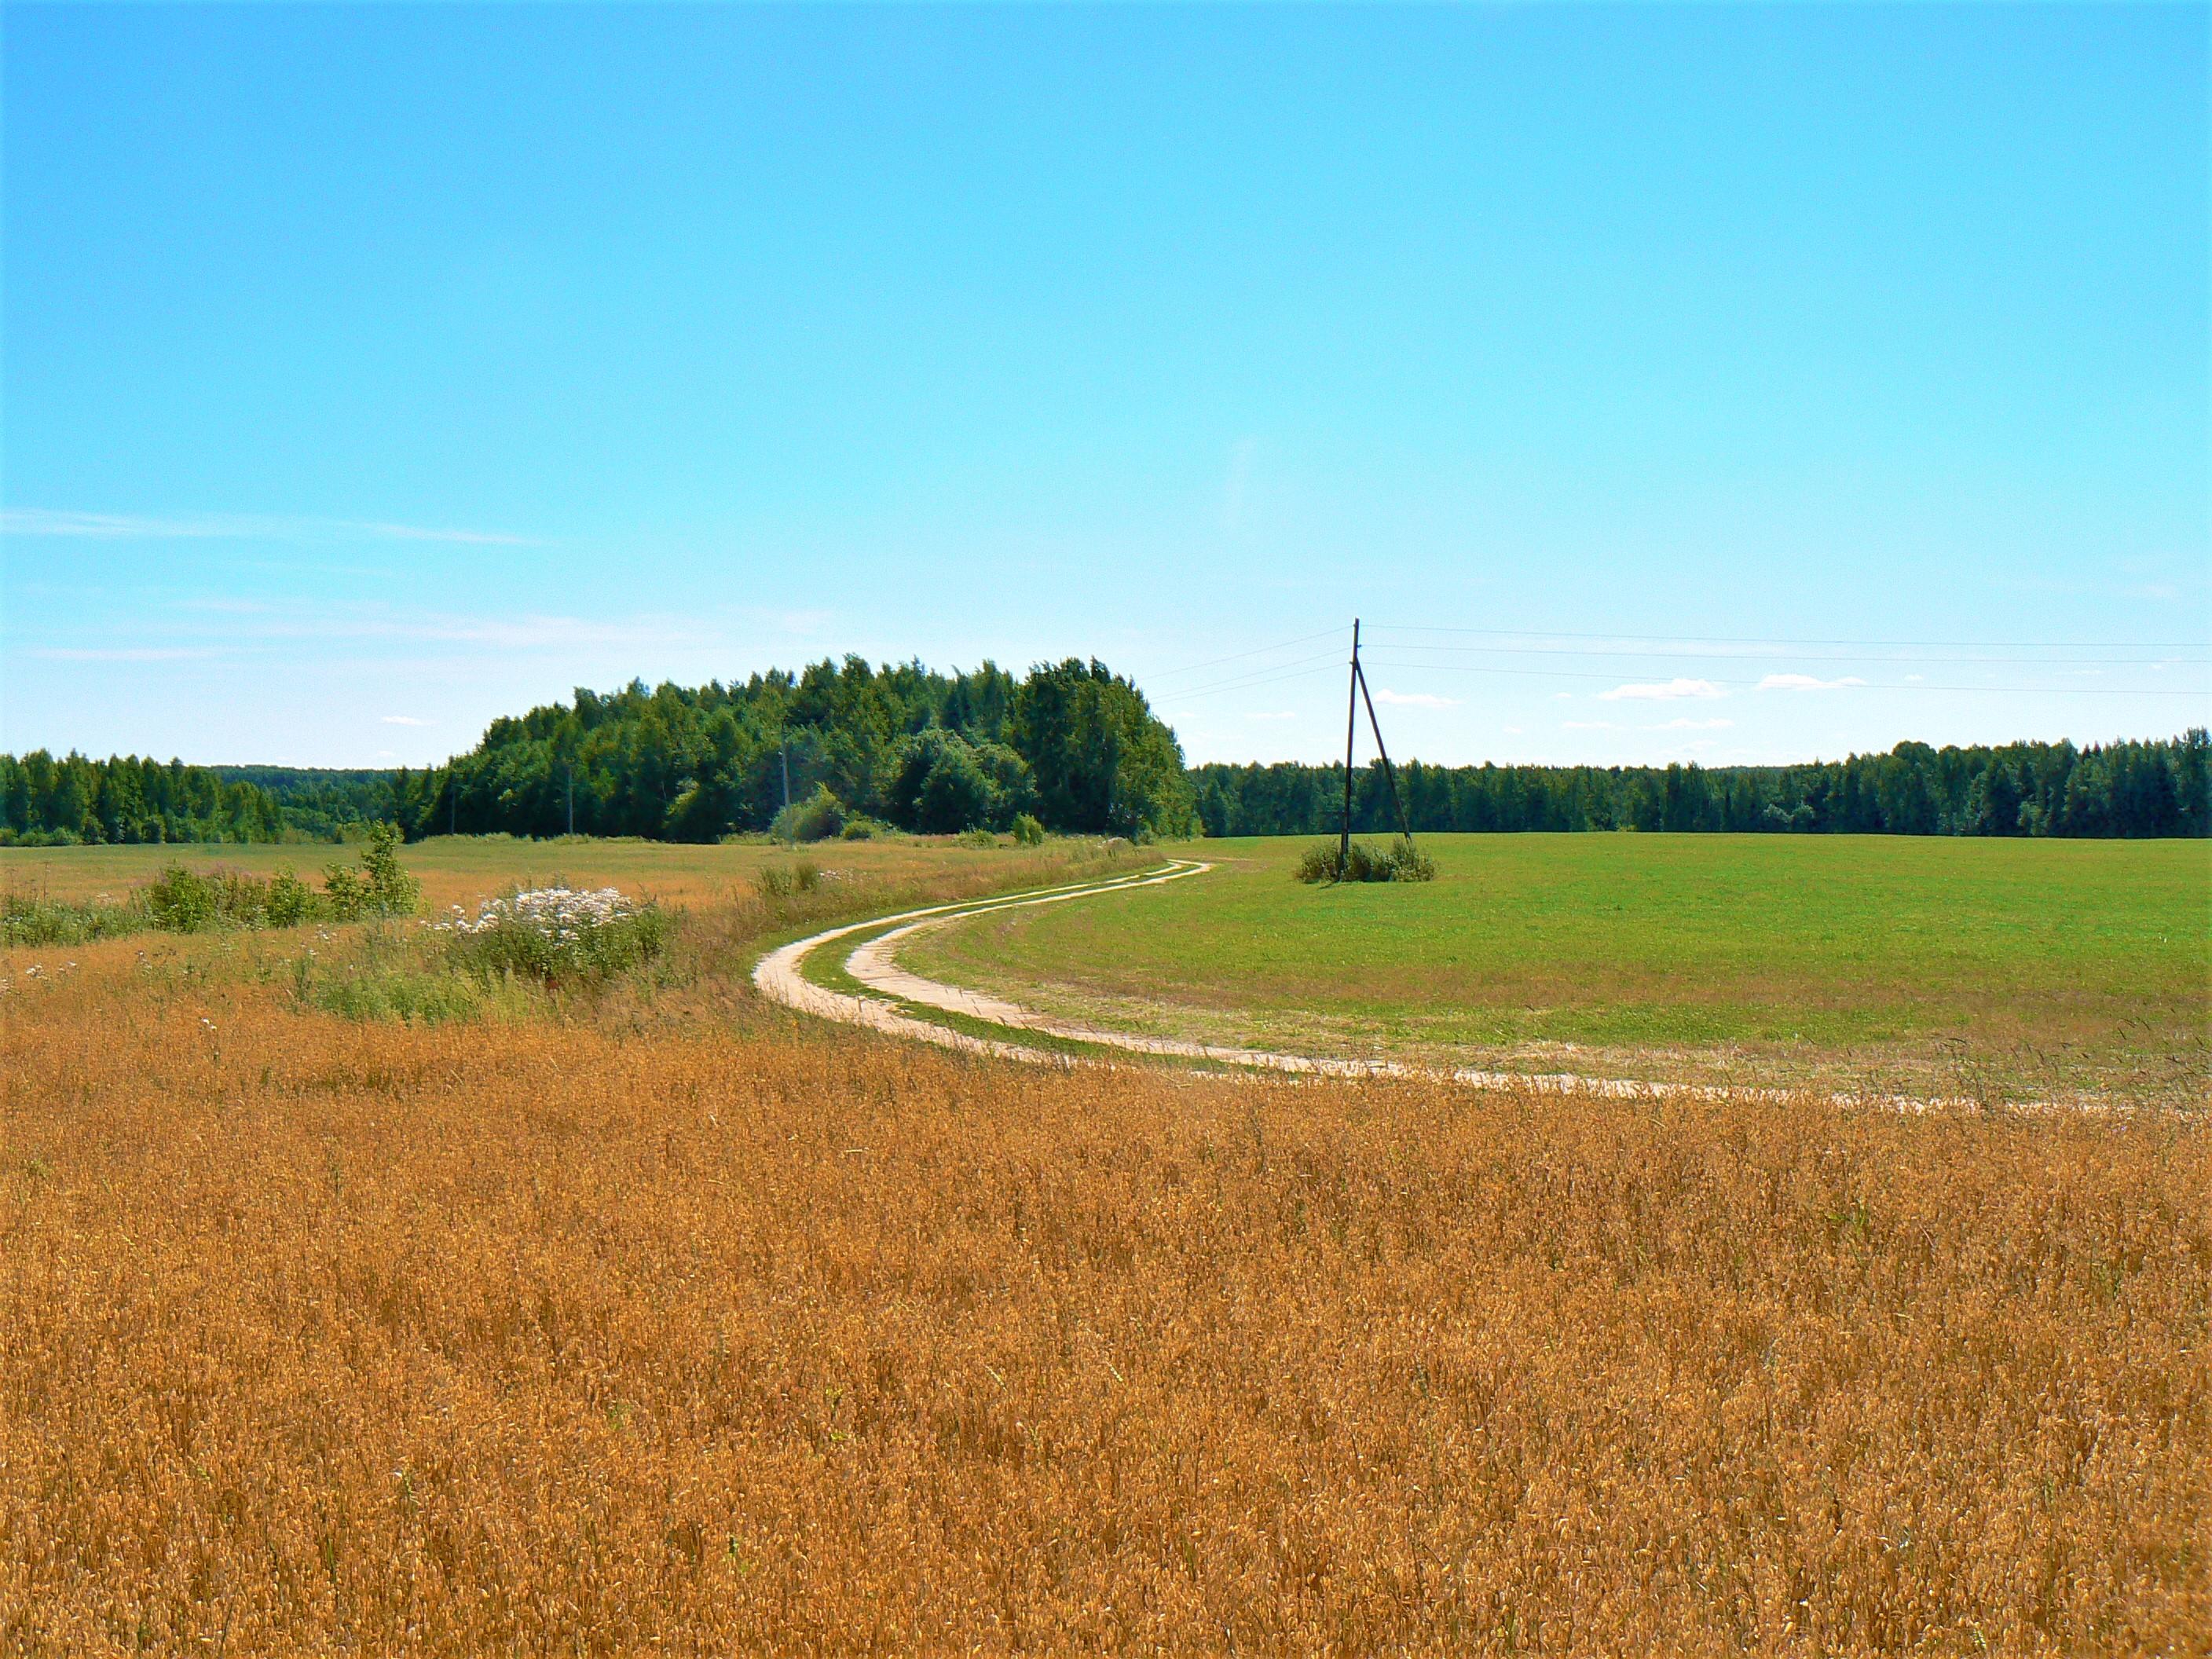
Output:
top-left (3, 657), bottom-right (2207, 845)
top-left (1196, 732), bottom-right (2209, 840)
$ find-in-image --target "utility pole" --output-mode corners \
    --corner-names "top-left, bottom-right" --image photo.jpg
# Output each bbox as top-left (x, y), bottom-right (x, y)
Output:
top-left (1340, 618), bottom-right (1361, 871)
top-left (1338, 618), bottom-right (1416, 876)
top-left (1356, 654), bottom-right (1415, 848)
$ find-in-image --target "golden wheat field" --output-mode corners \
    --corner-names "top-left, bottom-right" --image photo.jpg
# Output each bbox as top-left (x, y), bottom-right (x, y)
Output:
top-left (3, 849), bottom-right (2209, 1654)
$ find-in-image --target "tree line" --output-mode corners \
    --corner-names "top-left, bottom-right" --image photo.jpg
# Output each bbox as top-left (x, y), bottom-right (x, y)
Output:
top-left (2, 751), bottom-right (285, 846)
top-left (7, 689), bottom-right (2204, 847)
top-left (1195, 731), bottom-right (2211, 840)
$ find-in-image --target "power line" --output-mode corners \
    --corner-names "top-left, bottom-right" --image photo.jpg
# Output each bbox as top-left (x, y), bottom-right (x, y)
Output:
top-left (1368, 622), bottom-right (2209, 650)
top-left (1370, 640), bottom-right (2207, 668)
top-left (1158, 661), bottom-right (1346, 705)
top-left (1359, 655), bottom-right (2212, 697)
top-left (1155, 648), bottom-right (1349, 702)
top-left (1145, 625), bottom-right (1348, 684)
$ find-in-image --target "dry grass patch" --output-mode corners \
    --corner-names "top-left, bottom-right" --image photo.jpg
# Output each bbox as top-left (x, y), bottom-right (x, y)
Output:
top-left (2, 913), bottom-right (2206, 1654)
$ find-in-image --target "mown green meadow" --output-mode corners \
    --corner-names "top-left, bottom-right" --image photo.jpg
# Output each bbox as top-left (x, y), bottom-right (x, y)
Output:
top-left (906, 833), bottom-right (2211, 1103)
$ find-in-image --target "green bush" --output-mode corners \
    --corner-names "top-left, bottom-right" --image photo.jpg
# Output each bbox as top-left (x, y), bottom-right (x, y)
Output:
top-left (1294, 838), bottom-right (1437, 884)
top-left (838, 819), bottom-right (878, 841)
top-left (266, 869), bottom-right (319, 927)
top-left (1011, 812), bottom-right (1046, 847)
top-left (439, 884), bottom-right (668, 986)
top-left (145, 866), bottom-right (274, 931)
top-left (956, 828), bottom-right (998, 849)
top-left (771, 785), bottom-right (847, 844)
top-left (324, 822), bottom-right (419, 920)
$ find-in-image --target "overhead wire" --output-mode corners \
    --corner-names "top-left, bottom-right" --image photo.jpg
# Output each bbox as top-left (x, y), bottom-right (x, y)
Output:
top-left (1367, 622), bottom-right (2208, 650)
top-left (1358, 655), bottom-right (2212, 697)
top-left (1368, 640), bottom-right (2207, 668)
top-left (1143, 625), bottom-right (1347, 685)
top-left (1156, 661), bottom-right (1349, 705)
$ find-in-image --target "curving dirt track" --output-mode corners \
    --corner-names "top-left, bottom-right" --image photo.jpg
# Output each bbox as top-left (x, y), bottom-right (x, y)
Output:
top-left (753, 859), bottom-right (2038, 1110)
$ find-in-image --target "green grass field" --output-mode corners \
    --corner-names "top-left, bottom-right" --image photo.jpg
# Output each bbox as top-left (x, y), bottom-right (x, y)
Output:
top-left (904, 833), bottom-right (2212, 1103)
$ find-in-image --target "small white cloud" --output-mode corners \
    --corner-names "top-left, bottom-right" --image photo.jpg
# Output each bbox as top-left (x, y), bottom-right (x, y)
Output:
top-left (1904, 673), bottom-right (1925, 683)
top-left (1598, 677), bottom-right (1725, 702)
top-left (1503, 725), bottom-right (1525, 735)
top-left (1372, 688), bottom-right (1459, 709)
top-left (1562, 720), bottom-right (1618, 731)
top-left (1652, 717), bottom-right (1734, 731)
top-left (1757, 673), bottom-right (1866, 692)
top-left (380, 715), bottom-right (434, 727)
top-left (1551, 692), bottom-right (1575, 701)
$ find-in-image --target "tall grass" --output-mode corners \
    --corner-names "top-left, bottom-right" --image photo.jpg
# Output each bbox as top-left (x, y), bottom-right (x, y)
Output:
top-left (1295, 837), bottom-right (1438, 883)
top-left (2, 895), bottom-right (2204, 1653)
top-left (0, 889), bottom-right (145, 946)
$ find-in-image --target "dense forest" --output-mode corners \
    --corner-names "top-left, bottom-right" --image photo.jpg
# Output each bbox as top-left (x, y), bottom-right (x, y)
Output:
top-left (1196, 731), bottom-right (2211, 840)
top-left (1, 752), bottom-right (285, 845)
top-left (5, 665), bottom-right (2205, 845)
top-left (388, 657), bottom-right (1202, 843)
top-left (211, 767), bottom-right (405, 840)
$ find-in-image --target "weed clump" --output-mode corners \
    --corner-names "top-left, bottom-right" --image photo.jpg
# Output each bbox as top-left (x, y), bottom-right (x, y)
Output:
top-left (300, 961), bottom-right (486, 1025)
top-left (438, 885), bottom-right (668, 985)
top-left (2, 890), bottom-right (146, 946)
top-left (1295, 838), bottom-right (1437, 884)
top-left (755, 862), bottom-right (821, 899)
top-left (145, 866), bottom-right (276, 932)
top-left (1011, 812), bottom-right (1046, 847)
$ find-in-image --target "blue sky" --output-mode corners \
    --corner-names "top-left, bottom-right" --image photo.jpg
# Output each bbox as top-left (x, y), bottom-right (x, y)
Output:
top-left (5, 2), bottom-right (2205, 769)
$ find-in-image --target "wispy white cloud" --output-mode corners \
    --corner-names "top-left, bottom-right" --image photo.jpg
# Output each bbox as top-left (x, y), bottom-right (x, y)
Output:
top-left (1757, 672), bottom-right (1866, 692)
top-left (1372, 688), bottom-right (1459, 709)
top-left (28, 646), bottom-right (222, 663)
top-left (1652, 716), bottom-right (1734, 731)
top-left (380, 715), bottom-right (434, 727)
top-left (1598, 677), bottom-right (1725, 702)
top-left (23, 601), bottom-right (716, 669)
top-left (1, 507), bottom-right (537, 546)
